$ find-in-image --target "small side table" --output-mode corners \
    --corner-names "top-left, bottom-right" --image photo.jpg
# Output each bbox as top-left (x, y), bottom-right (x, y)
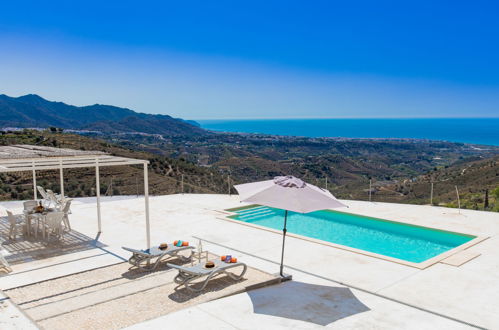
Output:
top-left (191, 250), bottom-right (209, 266)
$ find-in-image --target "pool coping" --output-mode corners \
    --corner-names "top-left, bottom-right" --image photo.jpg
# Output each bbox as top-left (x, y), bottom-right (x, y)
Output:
top-left (215, 205), bottom-right (488, 270)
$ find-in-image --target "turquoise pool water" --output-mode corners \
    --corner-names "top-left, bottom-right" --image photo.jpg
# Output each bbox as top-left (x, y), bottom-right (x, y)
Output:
top-left (229, 206), bottom-right (475, 263)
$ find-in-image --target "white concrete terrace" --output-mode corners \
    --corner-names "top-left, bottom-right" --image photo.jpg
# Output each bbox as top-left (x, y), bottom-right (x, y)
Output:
top-left (1, 194), bottom-right (499, 329)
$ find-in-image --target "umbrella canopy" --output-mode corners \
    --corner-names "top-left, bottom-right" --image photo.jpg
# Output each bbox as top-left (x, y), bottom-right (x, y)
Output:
top-left (234, 175), bottom-right (347, 279)
top-left (234, 175), bottom-right (347, 213)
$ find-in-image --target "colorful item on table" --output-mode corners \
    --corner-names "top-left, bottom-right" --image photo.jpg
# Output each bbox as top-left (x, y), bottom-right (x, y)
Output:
top-left (220, 255), bottom-right (237, 263)
top-left (174, 240), bottom-right (189, 247)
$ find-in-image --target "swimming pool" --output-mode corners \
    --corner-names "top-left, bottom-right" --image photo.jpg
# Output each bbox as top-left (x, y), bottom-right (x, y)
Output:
top-left (227, 205), bottom-right (477, 265)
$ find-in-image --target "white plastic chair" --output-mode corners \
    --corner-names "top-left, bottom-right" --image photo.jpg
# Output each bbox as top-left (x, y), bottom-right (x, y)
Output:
top-left (37, 186), bottom-right (51, 207)
top-left (43, 212), bottom-right (65, 240)
top-left (37, 186), bottom-right (48, 199)
top-left (23, 200), bottom-right (38, 236)
top-left (46, 190), bottom-right (61, 209)
top-left (7, 210), bottom-right (25, 240)
top-left (61, 199), bottom-right (72, 231)
top-left (23, 200), bottom-right (38, 211)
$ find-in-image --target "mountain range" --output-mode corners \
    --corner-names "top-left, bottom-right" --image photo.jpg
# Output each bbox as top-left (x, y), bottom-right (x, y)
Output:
top-left (0, 94), bottom-right (206, 136)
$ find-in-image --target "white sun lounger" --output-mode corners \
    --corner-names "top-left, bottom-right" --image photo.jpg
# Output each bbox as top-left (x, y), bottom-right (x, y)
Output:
top-left (122, 244), bottom-right (195, 271)
top-left (167, 260), bottom-right (247, 292)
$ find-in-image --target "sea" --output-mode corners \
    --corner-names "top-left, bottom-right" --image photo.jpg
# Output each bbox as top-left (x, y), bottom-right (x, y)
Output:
top-left (197, 118), bottom-right (499, 146)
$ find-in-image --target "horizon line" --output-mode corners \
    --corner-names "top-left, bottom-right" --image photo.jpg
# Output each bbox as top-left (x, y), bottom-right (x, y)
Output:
top-left (193, 116), bottom-right (499, 121)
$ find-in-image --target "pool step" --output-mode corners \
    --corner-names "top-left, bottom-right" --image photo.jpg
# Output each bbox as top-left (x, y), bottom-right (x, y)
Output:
top-left (238, 209), bottom-right (274, 217)
top-left (237, 209), bottom-right (276, 218)
top-left (236, 206), bottom-right (269, 215)
top-left (238, 211), bottom-right (277, 220)
top-left (440, 250), bottom-right (481, 267)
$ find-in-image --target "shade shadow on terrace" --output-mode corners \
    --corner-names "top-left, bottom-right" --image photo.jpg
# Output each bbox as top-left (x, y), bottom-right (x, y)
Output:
top-left (0, 215), bottom-right (107, 266)
top-left (247, 281), bottom-right (370, 326)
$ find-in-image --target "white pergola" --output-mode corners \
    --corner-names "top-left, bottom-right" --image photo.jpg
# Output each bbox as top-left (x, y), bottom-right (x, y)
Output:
top-left (0, 145), bottom-right (152, 249)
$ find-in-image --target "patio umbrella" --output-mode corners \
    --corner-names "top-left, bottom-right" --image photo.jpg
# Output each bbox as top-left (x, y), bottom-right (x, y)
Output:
top-left (234, 175), bottom-right (347, 279)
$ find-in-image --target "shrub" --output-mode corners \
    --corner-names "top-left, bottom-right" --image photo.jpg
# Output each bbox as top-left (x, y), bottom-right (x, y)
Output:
top-left (492, 186), bottom-right (499, 199)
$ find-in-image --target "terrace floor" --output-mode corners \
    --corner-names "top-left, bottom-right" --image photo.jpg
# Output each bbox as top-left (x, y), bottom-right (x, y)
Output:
top-left (1, 194), bottom-right (498, 329)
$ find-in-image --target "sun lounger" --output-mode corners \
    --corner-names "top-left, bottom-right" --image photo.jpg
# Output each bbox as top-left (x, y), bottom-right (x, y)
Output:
top-left (122, 245), bottom-right (195, 271)
top-left (167, 260), bottom-right (247, 292)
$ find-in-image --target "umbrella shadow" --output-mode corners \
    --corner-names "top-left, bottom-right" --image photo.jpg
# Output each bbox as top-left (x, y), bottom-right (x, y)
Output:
top-left (247, 281), bottom-right (370, 326)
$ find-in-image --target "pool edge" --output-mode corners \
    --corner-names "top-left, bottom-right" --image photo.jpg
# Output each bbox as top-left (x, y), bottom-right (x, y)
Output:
top-left (218, 204), bottom-right (488, 270)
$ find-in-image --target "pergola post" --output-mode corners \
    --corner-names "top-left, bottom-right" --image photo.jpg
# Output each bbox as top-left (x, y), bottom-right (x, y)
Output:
top-left (32, 162), bottom-right (37, 200)
top-left (96, 159), bottom-right (102, 233)
top-left (59, 160), bottom-right (65, 197)
top-left (144, 162), bottom-right (151, 250)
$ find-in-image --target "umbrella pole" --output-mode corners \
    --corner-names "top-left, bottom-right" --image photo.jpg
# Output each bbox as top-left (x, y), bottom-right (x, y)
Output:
top-left (279, 210), bottom-right (288, 277)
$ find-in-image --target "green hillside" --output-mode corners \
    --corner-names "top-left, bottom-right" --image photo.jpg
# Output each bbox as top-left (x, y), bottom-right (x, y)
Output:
top-left (383, 156), bottom-right (499, 211)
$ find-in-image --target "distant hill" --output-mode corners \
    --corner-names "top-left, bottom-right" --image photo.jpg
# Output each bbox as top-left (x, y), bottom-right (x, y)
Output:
top-left (0, 94), bottom-right (207, 137)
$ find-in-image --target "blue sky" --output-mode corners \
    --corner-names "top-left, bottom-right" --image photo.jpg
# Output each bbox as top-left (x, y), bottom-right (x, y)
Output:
top-left (1, 1), bottom-right (498, 119)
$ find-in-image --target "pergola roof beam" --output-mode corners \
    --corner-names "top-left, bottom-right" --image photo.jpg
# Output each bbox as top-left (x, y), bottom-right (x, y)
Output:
top-left (0, 155), bottom-right (132, 165)
top-left (0, 157), bottom-right (148, 172)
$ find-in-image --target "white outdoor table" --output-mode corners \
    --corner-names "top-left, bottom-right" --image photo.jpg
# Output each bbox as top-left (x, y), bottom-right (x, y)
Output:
top-left (24, 208), bottom-right (55, 239)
